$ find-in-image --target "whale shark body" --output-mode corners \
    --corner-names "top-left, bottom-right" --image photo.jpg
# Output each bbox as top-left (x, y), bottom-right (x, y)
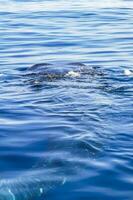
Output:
top-left (0, 62), bottom-right (105, 200)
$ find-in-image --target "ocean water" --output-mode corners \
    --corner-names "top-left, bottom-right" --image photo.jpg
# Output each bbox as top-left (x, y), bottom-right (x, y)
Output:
top-left (0, 0), bottom-right (133, 199)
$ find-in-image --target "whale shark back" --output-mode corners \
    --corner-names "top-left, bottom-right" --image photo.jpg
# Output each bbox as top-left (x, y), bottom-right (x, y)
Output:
top-left (25, 62), bottom-right (104, 81)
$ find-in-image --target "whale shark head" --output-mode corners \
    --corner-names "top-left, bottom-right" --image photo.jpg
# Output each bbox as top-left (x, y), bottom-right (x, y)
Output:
top-left (22, 62), bottom-right (104, 89)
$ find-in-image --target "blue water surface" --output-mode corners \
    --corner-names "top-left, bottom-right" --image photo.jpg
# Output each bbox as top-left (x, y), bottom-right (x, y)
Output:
top-left (0, 0), bottom-right (133, 199)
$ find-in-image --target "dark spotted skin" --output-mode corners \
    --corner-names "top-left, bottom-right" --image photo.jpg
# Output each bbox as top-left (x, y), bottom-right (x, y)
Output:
top-left (25, 62), bottom-right (104, 81)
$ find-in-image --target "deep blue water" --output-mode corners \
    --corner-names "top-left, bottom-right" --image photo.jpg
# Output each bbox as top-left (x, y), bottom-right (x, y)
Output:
top-left (0, 0), bottom-right (133, 199)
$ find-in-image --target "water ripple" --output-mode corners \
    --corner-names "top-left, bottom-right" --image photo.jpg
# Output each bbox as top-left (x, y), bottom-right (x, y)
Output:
top-left (0, 0), bottom-right (133, 199)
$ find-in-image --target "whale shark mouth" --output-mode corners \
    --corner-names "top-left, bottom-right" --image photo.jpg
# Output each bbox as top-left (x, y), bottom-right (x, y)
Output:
top-left (0, 134), bottom-right (102, 200)
top-left (0, 169), bottom-right (65, 200)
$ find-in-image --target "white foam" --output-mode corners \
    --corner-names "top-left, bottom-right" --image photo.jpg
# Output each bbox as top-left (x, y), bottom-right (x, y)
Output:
top-left (65, 71), bottom-right (80, 78)
top-left (124, 69), bottom-right (133, 76)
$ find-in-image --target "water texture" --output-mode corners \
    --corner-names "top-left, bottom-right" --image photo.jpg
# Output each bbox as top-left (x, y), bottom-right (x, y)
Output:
top-left (0, 0), bottom-right (133, 199)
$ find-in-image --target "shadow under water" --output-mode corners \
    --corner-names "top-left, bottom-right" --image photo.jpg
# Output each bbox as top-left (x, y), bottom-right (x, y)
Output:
top-left (0, 136), bottom-right (102, 200)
